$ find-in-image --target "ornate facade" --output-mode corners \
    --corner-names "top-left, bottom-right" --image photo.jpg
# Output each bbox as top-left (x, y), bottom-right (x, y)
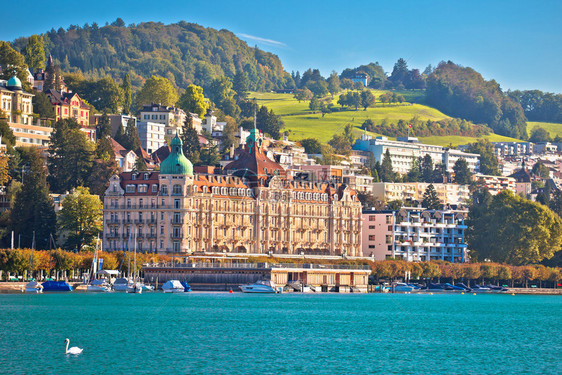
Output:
top-left (103, 129), bottom-right (363, 257)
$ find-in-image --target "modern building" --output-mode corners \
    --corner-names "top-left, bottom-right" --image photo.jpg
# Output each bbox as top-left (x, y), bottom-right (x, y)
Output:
top-left (103, 129), bottom-right (363, 256)
top-left (139, 104), bottom-right (199, 141)
top-left (137, 121), bottom-right (166, 154)
top-left (362, 207), bottom-right (468, 262)
top-left (353, 134), bottom-right (480, 175)
top-left (371, 182), bottom-right (470, 206)
top-left (472, 174), bottom-right (516, 195)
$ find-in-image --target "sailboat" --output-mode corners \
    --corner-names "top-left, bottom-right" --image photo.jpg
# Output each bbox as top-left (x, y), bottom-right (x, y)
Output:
top-left (85, 237), bottom-right (111, 292)
top-left (25, 232), bottom-right (43, 293)
top-left (126, 230), bottom-right (145, 293)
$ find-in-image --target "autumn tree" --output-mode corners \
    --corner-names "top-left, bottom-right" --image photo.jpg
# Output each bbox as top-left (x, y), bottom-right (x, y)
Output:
top-left (135, 76), bottom-right (178, 108)
top-left (178, 84), bottom-right (209, 118)
top-left (58, 186), bottom-right (103, 250)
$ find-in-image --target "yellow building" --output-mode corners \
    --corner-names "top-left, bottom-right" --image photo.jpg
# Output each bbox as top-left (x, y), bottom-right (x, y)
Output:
top-left (103, 129), bottom-right (363, 257)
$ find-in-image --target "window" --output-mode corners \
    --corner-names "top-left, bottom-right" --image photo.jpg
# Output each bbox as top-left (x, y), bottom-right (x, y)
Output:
top-left (160, 226), bottom-right (164, 235)
top-left (126, 199), bottom-right (132, 208)
top-left (386, 235), bottom-right (392, 244)
top-left (369, 235), bottom-right (375, 241)
top-left (172, 185), bottom-right (182, 195)
top-left (174, 199), bottom-right (180, 209)
top-left (369, 216), bottom-right (376, 221)
top-left (160, 185), bottom-right (168, 195)
top-left (173, 213), bottom-right (181, 224)
top-left (126, 185), bottom-right (135, 193)
top-left (139, 199), bottom-right (144, 208)
top-left (369, 225), bottom-right (375, 229)
top-left (152, 184), bottom-right (158, 193)
top-left (138, 185), bottom-right (148, 193)
top-left (144, 173), bottom-right (149, 180)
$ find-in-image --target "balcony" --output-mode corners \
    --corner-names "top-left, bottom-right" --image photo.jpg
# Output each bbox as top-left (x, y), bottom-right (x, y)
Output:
top-left (147, 218), bottom-right (158, 224)
top-left (171, 219), bottom-right (184, 224)
top-left (106, 232), bottom-right (120, 238)
top-left (106, 219), bottom-right (120, 224)
top-left (134, 219), bottom-right (145, 224)
top-left (146, 234), bottom-right (157, 239)
top-left (171, 232), bottom-right (183, 239)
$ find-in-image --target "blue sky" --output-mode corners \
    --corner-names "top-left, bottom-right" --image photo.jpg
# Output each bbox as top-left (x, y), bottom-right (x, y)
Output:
top-left (3, 0), bottom-right (561, 92)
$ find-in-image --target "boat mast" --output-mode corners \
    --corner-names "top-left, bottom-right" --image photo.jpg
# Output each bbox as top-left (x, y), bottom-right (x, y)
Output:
top-left (128, 231), bottom-right (131, 279)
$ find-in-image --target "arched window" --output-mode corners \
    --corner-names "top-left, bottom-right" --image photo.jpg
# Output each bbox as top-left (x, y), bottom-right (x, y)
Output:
top-left (172, 185), bottom-right (182, 195)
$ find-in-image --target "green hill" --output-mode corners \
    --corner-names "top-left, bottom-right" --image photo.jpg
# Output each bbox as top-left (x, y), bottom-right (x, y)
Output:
top-left (13, 21), bottom-right (290, 91)
top-left (252, 91), bottom-right (520, 146)
top-left (527, 121), bottom-right (562, 138)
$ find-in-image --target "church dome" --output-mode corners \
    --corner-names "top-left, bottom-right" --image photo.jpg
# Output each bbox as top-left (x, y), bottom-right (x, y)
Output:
top-left (7, 75), bottom-right (22, 90)
top-left (160, 134), bottom-right (193, 175)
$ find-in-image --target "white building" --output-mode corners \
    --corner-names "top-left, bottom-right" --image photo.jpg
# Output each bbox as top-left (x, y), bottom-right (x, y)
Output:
top-left (362, 207), bottom-right (468, 262)
top-left (371, 182), bottom-right (470, 206)
top-left (139, 104), bottom-right (200, 142)
top-left (137, 121), bottom-right (166, 154)
top-left (354, 134), bottom-right (480, 174)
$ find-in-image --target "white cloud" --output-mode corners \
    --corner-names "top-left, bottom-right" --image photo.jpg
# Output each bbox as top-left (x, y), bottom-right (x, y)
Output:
top-left (237, 33), bottom-right (287, 47)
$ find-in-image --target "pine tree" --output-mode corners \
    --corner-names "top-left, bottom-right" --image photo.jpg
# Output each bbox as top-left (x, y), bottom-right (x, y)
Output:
top-left (96, 113), bottom-right (112, 139)
top-left (123, 118), bottom-right (141, 151)
top-left (10, 147), bottom-right (56, 249)
top-left (380, 149), bottom-right (394, 182)
top-left (114, 121), bottom-right (126, 146)
top-left (421, 154), bottom-right (434, 183)
top-left (453, 158), bottom-right (472, 184)
top-left (181, 114), bottom-right (201, 163)
top-left (133, 156), bottom-right (148, 171)
top-left (122, 73), bottom-right (132, 114)
top-left (407, 157), bottom-right (422, 182)
top-left (422, 184), bottom-right (441, 210)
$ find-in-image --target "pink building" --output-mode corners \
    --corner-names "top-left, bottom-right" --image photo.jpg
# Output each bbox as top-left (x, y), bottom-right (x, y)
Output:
top-left (361, 210), bottom-right (394, 259)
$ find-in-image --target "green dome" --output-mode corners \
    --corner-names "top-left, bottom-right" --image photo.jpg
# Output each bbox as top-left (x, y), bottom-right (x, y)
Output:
top-left (160, 134), bottom-right (193, 175)
top-left (7, 75), bottom-right (22, 90)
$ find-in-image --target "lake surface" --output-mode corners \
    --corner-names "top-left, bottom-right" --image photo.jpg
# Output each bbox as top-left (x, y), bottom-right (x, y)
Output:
top-left (0, 292), bottom-right (560, 374)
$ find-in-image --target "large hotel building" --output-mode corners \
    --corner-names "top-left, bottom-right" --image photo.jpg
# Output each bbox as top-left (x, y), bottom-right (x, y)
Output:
top-left (103, 129), bottom-right (363, 256)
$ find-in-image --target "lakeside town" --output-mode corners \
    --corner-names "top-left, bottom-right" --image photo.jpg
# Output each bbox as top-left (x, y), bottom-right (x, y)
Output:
top-left (0, 23), bottom-right (561, 294)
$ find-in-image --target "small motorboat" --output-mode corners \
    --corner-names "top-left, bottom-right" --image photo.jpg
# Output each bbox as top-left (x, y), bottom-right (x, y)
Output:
top-left (126, 282), bottom-right (143, 294)
top-left (427, 283), bottom-right (446, 292)
top-left (472, 284), bottom-right (491, 293)
top-left (113, 277), bottom-right (132, 292)
top-left (162, 280), bottom-right (185, 293)
top-left (486, 284), bottom-right (508, 292)
top-left (25, 281), bottom-right (43, 293)
top-left (180, 281), bottom-right (192, 292)
top-left (443, 283), bottom-right (467, 292)
top-left (141, 284), bottom-right (154, 292)
top-left (454, 283), bottom-right (472, 292)
top-left (393, 282), bottom-right (419, 292)
top-left (42, 281), bottom-right (73, 292)
top-left (288, 281), bottom-right (312, 293)
top-left (239, 280), bottom-right (277, 293)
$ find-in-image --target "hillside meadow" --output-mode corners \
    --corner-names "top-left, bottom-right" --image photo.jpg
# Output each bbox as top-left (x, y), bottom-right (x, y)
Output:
top-left (527, 121), bottom-right (562, 138)
top-left (252, 91), bottom-right (520, 146)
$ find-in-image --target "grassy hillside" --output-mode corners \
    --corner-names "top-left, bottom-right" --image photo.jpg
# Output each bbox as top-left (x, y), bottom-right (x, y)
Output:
top-left (527, 121), bottom-right (562, 138)
top-left (252, 91), bottom-right (520, 145)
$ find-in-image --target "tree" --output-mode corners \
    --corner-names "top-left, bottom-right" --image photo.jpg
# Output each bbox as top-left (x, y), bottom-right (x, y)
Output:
top-left (232, 70), bottom-right (249, 100)
top-left (453, 158), bottom-right (472, 184)
top-left (466, 139), bottom-right (499, 175)
top-left (48, 119), bottom-right (95, 193)
top-left (0, 113), bottom-right (16, 148)
top-left (121, 73), bottom-right (132, 114)
top-left (0, 151), bottom-right (10, 188)
top-left (407, 157), bottom-right (422, 182)
top-left (96, 113), bottom-right (112, 139)
top-left (380, 149), bottom-right (395, 182)
top-left (293, 88), bottom-right (313, 103)
top-left (532, 161), bottom-right (550, 178)
top-left (360, 90), bottom-right (376, 110)
top-left (327, 71), bottom-right (341, 97)
top-left (178, 84), bottom-right (209, 119)
top-left (208, 77), bottom-right (240, 117)
top-left (347, 91), bottom-right (361, 110)
top-left (421, 154), bottom-right (434, 183)
top-left (32, 92), bottom-right (55, 119)
top-left (390, 58), bottom-right (409, 87)
top-left (220, 116), bottom-right (237, 153)
top-left (467, 190), bottom-right (562, 265)
top-left (57, 186), bottom-right (102, 250)
top-left (328, 134), bottom-right (351, 156)
top-left (10, 147), bottom-right (56, 250)
top-left (343, 123), bottom-right (355, 145)
top-left (24, 35), bottom-right (45, 70)
top-left (256, 105), bottom-right (284, 139)
top-left (0, 42), bottom-right (31, 92)
top-left (528, 126), bottom-right (551, 143)
top-left (341, 78), bottom-right (354, 90)
top-left (199, 145), bottom-right (220, 166)
top-left (87, 158), bottom-right (119, 197)
top-left (300, 138), bottom-right (322, 154)
top-left (309, 97), bottom-right (320, 112)
top-left (123, 118), bottom-right (141, 151)
top-left (135, 76), bottom-right (178, 108)
top-left (133, 156), bottom-right (147, 172)
top-left (181, 114), bottom-right (201, 164)
top-left (321, 144), bottom-right (337, 165)
top-left (422, 184), bottom-right (441, 209)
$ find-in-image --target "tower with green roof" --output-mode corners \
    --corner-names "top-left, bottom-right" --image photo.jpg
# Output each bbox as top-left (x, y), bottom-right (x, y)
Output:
top-left (160, 134), bottom-right (193, 176)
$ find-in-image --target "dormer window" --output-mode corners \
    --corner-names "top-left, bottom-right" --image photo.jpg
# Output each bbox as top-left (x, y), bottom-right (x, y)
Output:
top-left (144, 173), bottom-right (149, 180)
top-left (131, 174), bottom-right (136, 180)
top-left (126, 185), bottom-right (135, 193)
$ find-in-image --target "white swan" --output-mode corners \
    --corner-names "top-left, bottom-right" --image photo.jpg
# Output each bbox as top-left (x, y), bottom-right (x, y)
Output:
top-left (64, 338), bottom-right (83, 355)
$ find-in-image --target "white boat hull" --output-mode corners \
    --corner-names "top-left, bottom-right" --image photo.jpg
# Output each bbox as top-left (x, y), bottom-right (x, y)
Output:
top-left (86, 285), bottom-right (111, 292)
top-left (113, 284), bottom-right (130, 292)
top-left (25, 288), bottom-right (43, 293)
top-left (163, 288), bottom-right (185, 293)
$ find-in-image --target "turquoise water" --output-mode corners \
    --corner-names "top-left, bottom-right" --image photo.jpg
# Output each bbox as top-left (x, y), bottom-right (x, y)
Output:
top-left (0, 293), bottom-right (561, 374)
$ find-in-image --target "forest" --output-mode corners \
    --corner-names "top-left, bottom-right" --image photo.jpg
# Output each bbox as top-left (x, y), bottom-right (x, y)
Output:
top-left (12, 19), bottom-right (292, 92)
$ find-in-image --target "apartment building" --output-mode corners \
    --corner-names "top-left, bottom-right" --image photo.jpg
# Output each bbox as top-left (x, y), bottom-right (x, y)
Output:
top-left (137, 121), bottom-right (166, 153)
top-left (371, 182), bottom-right (470, 206)
top-left (362, 207), bottom-right (468, 262)
top-left (472, 174), bottom-right (516, 195)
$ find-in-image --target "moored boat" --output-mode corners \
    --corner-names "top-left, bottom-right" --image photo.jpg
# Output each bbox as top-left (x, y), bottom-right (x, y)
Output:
top-left (180, 281), bottom-right (192, 292)
top-left (162, 280), bottom-right (185, 293)
top-left (42, 280), bottom-right (73, 292)
top-left (472, 284), bottom-right (491, 293)
top-left (393, 282), bottom-right (420, 292)
top-left (113, 277), bottom-right (132, 292)
top-left (126, 282), bottom-right (143, 294)
top-left (239, 280), bottom-right (277, 293)
top-left (25, 281), bottom-right (43, 293)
